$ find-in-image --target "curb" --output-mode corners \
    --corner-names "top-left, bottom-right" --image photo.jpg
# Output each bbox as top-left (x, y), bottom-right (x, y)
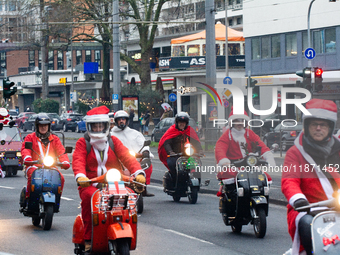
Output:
top-left (150, 178), bottom-right (287, 207)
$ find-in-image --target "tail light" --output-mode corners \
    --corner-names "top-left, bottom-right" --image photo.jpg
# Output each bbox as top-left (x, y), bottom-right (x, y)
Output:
top-left (52, 121), bottom-right (55, 124)
top-left (290, 131), bottom-right (296, 137)
top-left (67, 118), bottom-right (72, 121)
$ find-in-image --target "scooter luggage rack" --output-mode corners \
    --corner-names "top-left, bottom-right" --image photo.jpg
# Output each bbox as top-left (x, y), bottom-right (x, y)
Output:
top-left (176, 156), bottom-right (202, 171)
top-left (97, 190), bottom-right (138, 212)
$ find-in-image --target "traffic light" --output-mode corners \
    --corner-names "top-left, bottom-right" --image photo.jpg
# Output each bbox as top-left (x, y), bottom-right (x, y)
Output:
top-left (296, 67), bottom-right (312, 90)
top-left (3, 78), bottom-right (17, 100)
top-left (314, 67), bottom-right (323, 92)
top-left (249, 78), bottom-right (258, 88)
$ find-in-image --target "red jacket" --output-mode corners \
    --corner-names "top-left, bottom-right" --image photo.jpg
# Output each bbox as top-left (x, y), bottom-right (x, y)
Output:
top-left (72, 136), bottom-right (142, 182)
top-left (282, 133), bottom-right (340, 254)
top-left (21, 132), bottom-right (69, 165)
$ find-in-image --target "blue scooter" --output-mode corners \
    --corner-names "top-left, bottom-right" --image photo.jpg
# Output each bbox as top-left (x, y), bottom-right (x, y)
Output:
top-left (19, 142), bottom-right (72, 230)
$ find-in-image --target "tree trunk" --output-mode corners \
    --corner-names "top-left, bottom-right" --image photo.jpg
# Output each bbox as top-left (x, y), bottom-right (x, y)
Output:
top-left (140, 48), bottom-right (152, 89)
top-left (101, 41), bottom-right (111, 101)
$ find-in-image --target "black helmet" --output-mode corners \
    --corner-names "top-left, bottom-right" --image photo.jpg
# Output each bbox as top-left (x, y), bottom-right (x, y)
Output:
top-left (35, 113), bottom-right (51, 136)
top-left (175, 112), bottom-right (189, 130)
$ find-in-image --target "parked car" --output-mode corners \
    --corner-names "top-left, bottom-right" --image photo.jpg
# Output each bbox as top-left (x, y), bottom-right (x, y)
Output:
top-left (8, 109), bottom-right (19, 120)
top-left (0, 125), bottom-right (23, 177)
top-left (47, 113), bottom-right (63, 131)
top-left (15, 112), bottom-right (35, 129)
top-left (59, 113), bottom-right (83, 132)
top-left (151, 117), bottom-right (198, 142)
top-left (22, 113), bottom-right (55, 132)
top-left (263, 122), bottom-right (303, 151)
top-left (251, 113), bottom-right (284, 137)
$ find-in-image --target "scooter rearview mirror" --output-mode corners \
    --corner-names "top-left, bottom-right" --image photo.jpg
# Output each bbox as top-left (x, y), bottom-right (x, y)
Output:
top-left (25, 142), bottom-right (33, 150)
top-left (144, 140), bottom-right (151, 147)
top-left (65, 146), bottom-right (73, 154)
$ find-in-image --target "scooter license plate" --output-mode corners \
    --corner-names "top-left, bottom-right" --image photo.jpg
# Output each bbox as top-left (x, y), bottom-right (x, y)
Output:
top-left (312, 211), bottom-right (340, 254)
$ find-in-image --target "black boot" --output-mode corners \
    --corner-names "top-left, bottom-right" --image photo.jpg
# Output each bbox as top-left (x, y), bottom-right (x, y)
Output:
top-left (143, 186), bottom-right (154, 197)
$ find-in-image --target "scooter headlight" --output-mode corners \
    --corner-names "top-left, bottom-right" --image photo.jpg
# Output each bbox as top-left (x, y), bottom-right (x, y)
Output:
top-left (105, 169), bottom-right (121, 183)
top-left (246, 155), bottom-right (258, 167)
top-left (129, 150), bottom-right (136, 157)
top-left (185, 144), bottom-right (194, 156)
top-left (43, 156), bottom-right (54, 167)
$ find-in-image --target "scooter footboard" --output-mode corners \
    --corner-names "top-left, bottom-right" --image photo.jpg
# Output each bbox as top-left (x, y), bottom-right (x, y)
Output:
top-left (107, 223), bottom-right (134, 240)
top-left (312, 211), bottom-right (340, 254)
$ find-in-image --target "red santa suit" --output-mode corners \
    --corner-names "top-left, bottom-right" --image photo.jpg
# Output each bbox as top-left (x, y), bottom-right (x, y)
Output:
top-left (158, 124), bottom-right (201, 170)
top-left (21, 132), bottom-right (70, 197)
top-left (0, 108), bottom-right (12, 125)
top-left (282, 99), bottom-right (340, 255)
top-left (72, 106), bottom-right (143, 240)
top-left (215, 110), bottom-right (273, 184)
top-left (111, 125), bottom-right (154, 184)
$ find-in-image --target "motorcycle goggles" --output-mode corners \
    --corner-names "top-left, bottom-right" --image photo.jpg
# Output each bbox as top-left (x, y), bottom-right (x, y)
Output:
top-left (87, 121), bottom-right (109, 134)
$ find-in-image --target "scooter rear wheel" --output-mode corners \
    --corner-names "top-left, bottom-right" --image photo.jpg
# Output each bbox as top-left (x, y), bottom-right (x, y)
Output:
top-left (173, 195), bottom-right (181, 202)
top-left (254, 207), bottom-right (266, 238)
top-left (42, 204), bottom-right (54, 230)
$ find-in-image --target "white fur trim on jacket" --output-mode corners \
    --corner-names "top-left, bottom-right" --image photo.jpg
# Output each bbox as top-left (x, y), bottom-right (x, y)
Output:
top-left (218, 158), bottom-right (231, 166)
top-left (131, 169), bottom-right (145, 177)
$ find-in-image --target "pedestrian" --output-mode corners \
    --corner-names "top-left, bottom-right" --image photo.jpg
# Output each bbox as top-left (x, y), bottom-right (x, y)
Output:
top-left (140, 112), bottom-right (145, 134)
top-left (143, 110), bottom-right (151, 136)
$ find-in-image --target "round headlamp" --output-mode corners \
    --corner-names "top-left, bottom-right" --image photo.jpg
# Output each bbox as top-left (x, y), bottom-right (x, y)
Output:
top-left (105, 169), bottom-right (122, 183)
top-left (43, 156), bottom-right (54, 167)
top-left (246, 155), bottom-right (258, 167)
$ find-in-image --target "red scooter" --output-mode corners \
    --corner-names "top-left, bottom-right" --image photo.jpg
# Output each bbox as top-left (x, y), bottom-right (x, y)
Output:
top-left (72, 169), bottom-right (143, 255)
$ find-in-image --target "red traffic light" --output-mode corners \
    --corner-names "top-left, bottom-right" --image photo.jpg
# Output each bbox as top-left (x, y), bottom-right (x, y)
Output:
top-left (315, 68), bottom-right (323, 77)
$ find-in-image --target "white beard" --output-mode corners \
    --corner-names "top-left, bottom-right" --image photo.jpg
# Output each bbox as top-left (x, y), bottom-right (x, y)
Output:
top-left (90, 137), bottom-right (108, 151)
top-left (231, 128), bottom-right (247, 157)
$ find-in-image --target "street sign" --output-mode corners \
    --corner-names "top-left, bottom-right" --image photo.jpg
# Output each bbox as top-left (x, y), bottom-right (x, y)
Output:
top-left (304, 48), bottom-right (316, 60)
top-left (169, 93), bottom-right (177, 102)
top-left (223, 76), bottom-right (232, 85)
top-left (223, 100), bottom-right (229, 108)
top-left (112, 100), bottom-right (119, 104)
top-left (70, 92), bottom-right (77, 103)
top-left (112, 94), bottom-right (119, 100)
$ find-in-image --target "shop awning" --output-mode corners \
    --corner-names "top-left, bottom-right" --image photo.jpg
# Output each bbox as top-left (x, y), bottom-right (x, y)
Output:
top-left (171, 22), bottom-right (244, 44)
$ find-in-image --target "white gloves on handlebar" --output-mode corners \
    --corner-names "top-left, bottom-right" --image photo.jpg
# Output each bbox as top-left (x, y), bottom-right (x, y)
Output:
top-left (262, 151), bottom-right (276, 168)
top-left (218, 158), bottom-right (230, 167)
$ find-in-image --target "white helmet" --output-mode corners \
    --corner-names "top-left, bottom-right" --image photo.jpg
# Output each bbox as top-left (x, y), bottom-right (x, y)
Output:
top-left (114, 110), bottom-right (129, 130)
top-left (85, 106), bottom-right (110, 139)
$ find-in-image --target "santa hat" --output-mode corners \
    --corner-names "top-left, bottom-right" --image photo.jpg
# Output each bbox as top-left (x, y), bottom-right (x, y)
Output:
top-left (303, 99), bottom-right (337, 137)
top-left (228, 107), bottom-right (250, 122)
top-left (0, 108), bottom-right (10, 125)
top-left (85, 105), bottom-right (110, 122)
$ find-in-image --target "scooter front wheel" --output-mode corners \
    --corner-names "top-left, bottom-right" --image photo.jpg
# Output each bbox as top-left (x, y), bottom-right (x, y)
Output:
top-left (111, 239), bottom-right (130, 255)
top-left (188, 187), bottom-right (198, 204)
top-left (173, 195), bottom-right (181, 202)
top-left (253, 207), bottom-right (266, 238)
top-left (136, 194), bottom-right (144, 214)
top-left (42, 204), bottom-right (54, 230)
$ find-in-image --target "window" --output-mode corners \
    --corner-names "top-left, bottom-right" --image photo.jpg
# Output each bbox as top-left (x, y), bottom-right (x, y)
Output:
top-left (38, 51), bottom-right (41, 70)
top-left (76, 50), bottom-right (82, 65)
top-left (302, 31), bottom-right (308, 55)
top-left (85, 50), bottom-right (91, 62)
top-left (286, 33), bottom-right (297, 56)
top-left (172, 46), bottom-right (185, 57)
top-left (57, 51), bottom-right (63, 70)
top-left (187, 45), bottom-right (200, 56)
top-left (271, 35), bottom-right (280, 58)
top-left (228, 19), bottom-right (233, 26)
top-left (29, 50), bottom-right (35, 68)
top-left (228, 43), bottom-right (240, 55)
top-left (236, 17), bottom-right (242, 25)
top-left (252, 37), bottom-right (260, 60)
top-left (0, 52), bottom-right (5, 76)
top-left (325, 28), bottom-right (336, 53)
top-left (313, 30), bottom-right (325, 54)
top-left (95, 50), bottom-right (101, 68)
top-left (48, 51), bottom-right (54, 70)
top-left (261, 36), bottom-right (270, 59)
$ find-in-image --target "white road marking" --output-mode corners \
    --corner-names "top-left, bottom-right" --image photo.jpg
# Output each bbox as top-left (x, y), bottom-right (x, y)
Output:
top-left (61, 196), bottom-right (73, 201)
top-left (0, 186), bottom-right (15, 189)
top-left (164, 229), bottom-right (214, 245)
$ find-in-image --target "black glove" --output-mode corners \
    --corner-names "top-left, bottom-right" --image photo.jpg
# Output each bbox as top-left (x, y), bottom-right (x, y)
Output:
top-left (293, 198), bottom-right (309, 209)
top-left (142, 150), bottom-right (150, 159)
